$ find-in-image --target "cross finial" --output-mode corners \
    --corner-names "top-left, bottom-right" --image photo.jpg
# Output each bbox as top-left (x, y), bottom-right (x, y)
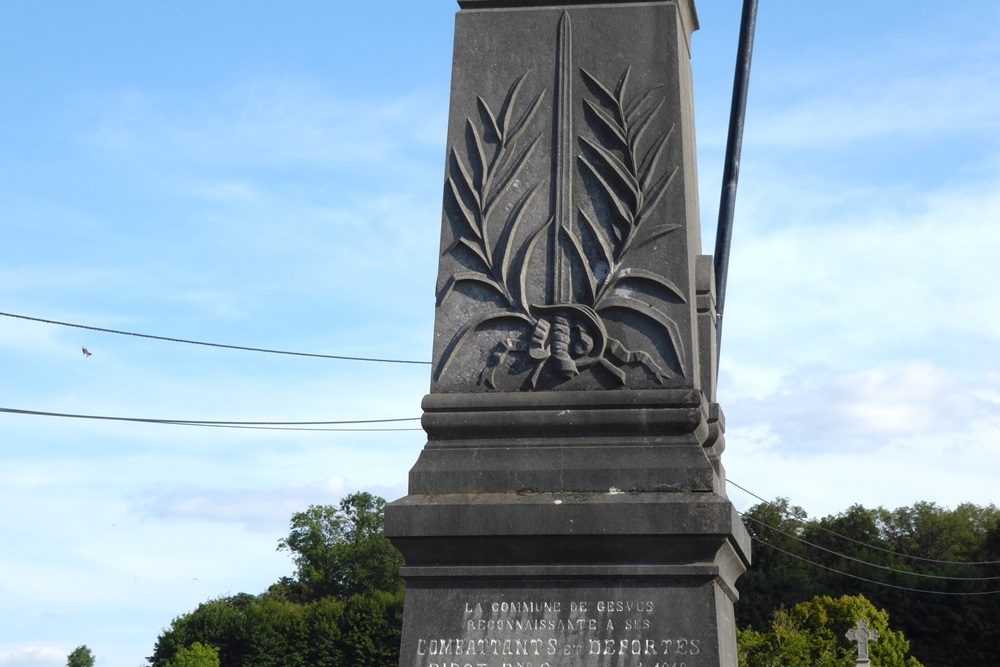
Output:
top-left (846, 618), bottom-right (880, 664)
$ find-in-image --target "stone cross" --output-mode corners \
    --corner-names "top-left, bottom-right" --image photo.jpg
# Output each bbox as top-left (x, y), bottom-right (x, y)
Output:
top-left (846, 618), bottom-right (880, 664)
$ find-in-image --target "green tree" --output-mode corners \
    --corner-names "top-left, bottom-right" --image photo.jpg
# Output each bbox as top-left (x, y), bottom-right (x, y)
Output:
top-left (736, 499), bottom-right (1000, 667)
top-left (738, 594), bottom-right (923, 667)
top-left (148, 596), bottom-right (250, 667)
top-left (148, 493), bottom-right (405, 667)
top-left (277, 492), bottom-right (404, 601)
top-left (303, 597), bottom-right (345, 667)
top-left (736, 498), bottom-right (820, 630)
top-left (340, 590), bottom-right (404, 667)
top-left (67, 646), bottom-right (95, 667)
top-left (165, 643), bottom-right (219, 667)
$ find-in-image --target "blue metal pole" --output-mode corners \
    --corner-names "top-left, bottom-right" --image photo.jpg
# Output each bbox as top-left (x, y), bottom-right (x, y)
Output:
top-left (714, 0), bottom-right (759, 363)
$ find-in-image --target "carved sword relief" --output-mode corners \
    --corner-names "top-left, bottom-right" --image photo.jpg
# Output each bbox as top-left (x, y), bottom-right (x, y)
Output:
top-left (437, 11), bottom-right (686, 391)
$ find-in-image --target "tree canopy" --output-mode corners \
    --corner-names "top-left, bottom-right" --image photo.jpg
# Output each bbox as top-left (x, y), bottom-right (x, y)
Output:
top-left (738, 594), bottom-right (923, 667)
top-left (148, 493), bottom-right (403, 667)
top-left (165, 642), bottom-right (220, 667)
top-left (148, 493), bottom-right (1000, 667)
top-left (67, 646), bottom-right (95, 667)
top-left (276, 492), bottom-right (403, 601)
top-left (738, 499), bottom-right (1000, 667)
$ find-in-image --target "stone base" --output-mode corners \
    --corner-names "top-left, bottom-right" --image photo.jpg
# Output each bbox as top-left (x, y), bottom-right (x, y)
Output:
top-left (409, 390), bottom-right (726, 495)
top-left (399, 580), bottom-right (736, 667)
top-left (387, 492), bottom-right (750, 667)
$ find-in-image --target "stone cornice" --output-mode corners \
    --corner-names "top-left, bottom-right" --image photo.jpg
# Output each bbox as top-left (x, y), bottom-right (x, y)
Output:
top-left (457, 0), bottom-right (699, 37)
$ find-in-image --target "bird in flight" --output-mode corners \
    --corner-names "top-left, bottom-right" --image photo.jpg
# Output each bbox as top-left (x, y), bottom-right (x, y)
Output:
top-left (82, 347), bottom-right (92, 357)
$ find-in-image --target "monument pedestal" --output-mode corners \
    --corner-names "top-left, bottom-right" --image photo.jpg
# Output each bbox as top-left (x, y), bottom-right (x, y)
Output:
top-left (410, 389), bottom-right (725, 495)
top-left (387, 0), bottom-right (749, 665)
top-left (389, 493), bottom-right (748, 667)
top-left (388, 392), bottom-right (749, 667)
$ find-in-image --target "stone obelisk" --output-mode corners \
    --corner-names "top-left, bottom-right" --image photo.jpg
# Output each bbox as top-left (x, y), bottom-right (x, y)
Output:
top-left (386, 1), bottom-right (750, 666)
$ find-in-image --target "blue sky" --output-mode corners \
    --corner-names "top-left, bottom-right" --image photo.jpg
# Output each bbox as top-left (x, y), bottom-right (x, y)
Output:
top-left (2, 1), bottom-right (1000, 665)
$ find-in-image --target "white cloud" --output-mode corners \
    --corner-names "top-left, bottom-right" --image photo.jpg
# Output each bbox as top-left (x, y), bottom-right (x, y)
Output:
top-left (726, 361), bottom-right (991, 455)
top-left (725, 364), bottom-right (1000, 517)
top-left (136, 477), bottom-right (348, 530)
top-left (750, 70), bottom-right (1000, 150)
top-left (0, 268), bottom-right (123, 294)
top-left (3, 5), bottom-right (999, 667)
top-left (733, 13), bottom-right (1000, 153)
top-left (0, 317), bottom-right (62, 354)
top-left (186, 179), bottom-right (261, 205)
top-left (720, 172), bottom-right (1000, 379)
top-left (726, 416), bottom-right (1000, 519)
top-left (19, 80), bottom-right (444, 360)
top-left (0, 646), bottom-right (66, 667)
top-left (78, 80), bottom-right (446, 173)
top-left (718, 161), bottom-right (1000, 509)
top-left (163, 289), bottom-right (247, 319)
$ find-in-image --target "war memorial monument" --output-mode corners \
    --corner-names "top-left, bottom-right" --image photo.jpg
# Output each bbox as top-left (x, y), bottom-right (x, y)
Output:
top-left (386, 1), bottom-right (751, 666)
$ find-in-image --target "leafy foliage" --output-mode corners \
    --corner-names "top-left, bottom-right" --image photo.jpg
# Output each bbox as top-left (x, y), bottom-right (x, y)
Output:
top-left (148, 493), bottom-right (404, 667)
top-left (738, 594), bottom-right (923, 667)
top-left (737, 498), bottom-right (821, 629)
top-left (738, 499), bottom-right (1000, 667)
top-left (165, 642), bottom-right (219, 667)
top-left (149, 591), bottom-right (402, 667)
top-left (66, 646), bottom-right (95, 667)
top-left (276, 492), bottom-right (404, 601)
top-left (149, 493), bottom-right (1000, 667)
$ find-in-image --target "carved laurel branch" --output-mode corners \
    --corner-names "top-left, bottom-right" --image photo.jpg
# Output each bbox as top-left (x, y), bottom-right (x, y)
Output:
top-left (438, 73), bottom-right (546, 314)
top-left (434, 67), bottom-right (688, 385)
top-left (434, 74), bottom-right (549, 381)
top-left (575, 66), bottom-right (686, 374)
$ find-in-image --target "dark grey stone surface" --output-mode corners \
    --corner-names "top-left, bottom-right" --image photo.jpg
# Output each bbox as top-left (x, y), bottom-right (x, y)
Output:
top-left (390, 493), bottom-right (747, 667)
top-left (408, 389), bottom-right (721, 494)
top-left (386, 2), bottom-right (748, 666)
top-left (399, 581), bottom-right (734, 667)
top-left (388, 493), bottom-right (748, 577)
top-left (456, 0), bottom-right (699, 41)
top-left (432, 2), bottom-right (704, 394)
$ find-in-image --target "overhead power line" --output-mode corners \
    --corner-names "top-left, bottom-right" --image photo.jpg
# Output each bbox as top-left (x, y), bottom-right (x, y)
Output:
top-left (752, 537), bottom-right (1000, 596)
top-left (728, 478), bottom-right (1000, 566)
top-left (0, 407), bottom-right (423, 432)
top-left (0, 311), bottom-right (431, 366)
top-left (739, 511), bottom-right (1000, 582)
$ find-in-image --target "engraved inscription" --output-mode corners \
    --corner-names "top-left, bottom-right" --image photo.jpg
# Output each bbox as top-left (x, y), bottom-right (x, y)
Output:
top-left (410, 597), bottom-right (702, 667)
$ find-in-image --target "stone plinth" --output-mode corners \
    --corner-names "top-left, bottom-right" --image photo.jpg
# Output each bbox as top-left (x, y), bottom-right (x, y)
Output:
top-left (386, 2), bottom-right (749, 666)
top-left (387, 492), bottom-right (749, 667)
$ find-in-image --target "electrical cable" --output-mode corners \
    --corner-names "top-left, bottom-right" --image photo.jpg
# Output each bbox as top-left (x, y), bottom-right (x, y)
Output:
top-left (0, 311), bottom-right (432, 365)
top-left (751, 536), bottom-right (1000, 596)
top-left (728, 478), bottom-right (1000, 566)
top-left (739, 511), bottom-right (1000, 582)
top-left (0, 407), bottom-right (422, 432)
top-left (177, 424), bottom-right (423, 432)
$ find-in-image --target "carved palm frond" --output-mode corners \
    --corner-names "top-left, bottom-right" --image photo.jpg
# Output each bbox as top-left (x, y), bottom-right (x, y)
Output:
top-left (434, 312), bottom-right (534, 382)
top-left (576, 66), bottom-right (687, 380)
top-left (614, 268), bottom-right (686, 302)
top-left (441, 73), bottom-right (546, 312)
top-left (578, 67), bottom-right (683, 307)
top-left (596, 295), bottom-right (686, 372)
